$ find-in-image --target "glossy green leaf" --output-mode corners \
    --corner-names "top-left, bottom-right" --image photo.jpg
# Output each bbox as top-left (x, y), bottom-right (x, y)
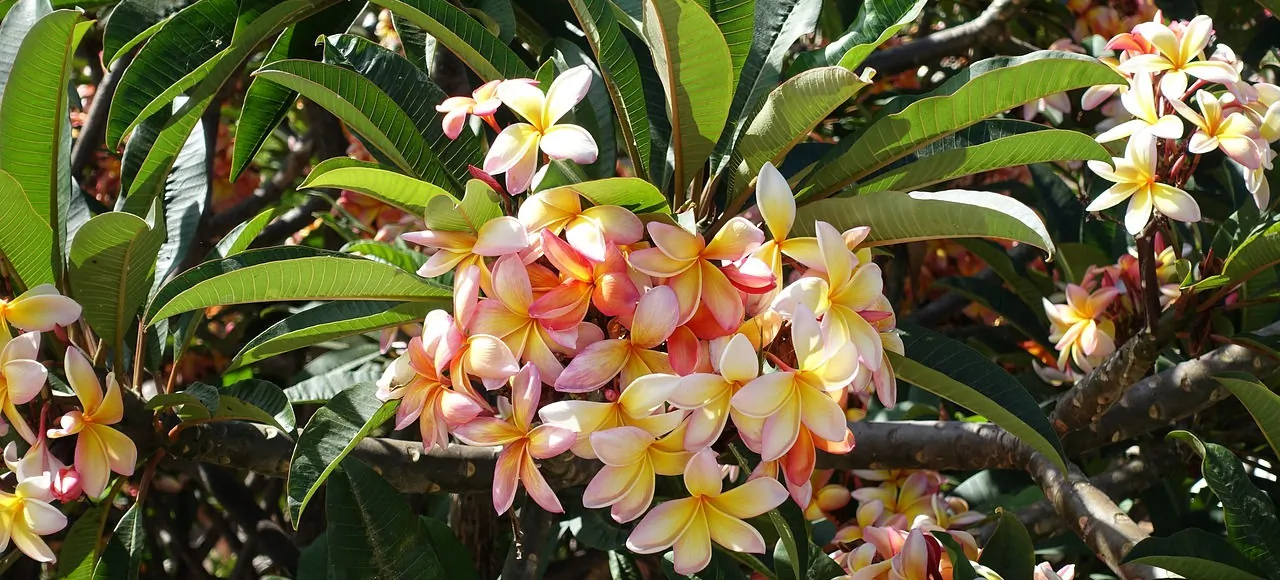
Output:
top-left (892, 324), bottom-right (1067, 470)
top-left (934, 277), bottom-right (1049, 347)
top-left (300, 158), bottom-right (457, 217)
top-left (978, 509), bottom-right (1034, 580)
top-left (730, 66), bottom-right (871, 194)
top-left (792, 189), bottom-right (1055, 258)
top-left (642, 0), bottom-right (734, 192)
top-left (254, 60), bottom-right (436, 179)
top-left (0, 169), bottom-right (54, 288)
top-left (1122, 528), bottom-right (1265, 580)
top-left (709, 0), bottom-right (753, 84)
top-left (568, 0), bottom-right (651, 178)
top-left (545, 177), bottom-right (671, 214)
top-left (934, 533), bottom-right (980, 580)
top-left (214, 209), bottom-right (277, 259)
top-left (146, 246), bottom-right (451, 324)
top-left (422, 179), bottom-right (504, 233)
top-left (56, 502), bottom-right (111, 580)
top-left (106, 0), bottom-right (235, 147)
top-left (284, 368), bottom-right (384, 405)
top-left (419, 516), bottom-right (481, 580)
top-left (287, 382), bottom-right (398, 524)
top-left (1168, 430), bottom-right (1280, 570)
top-left (220, 379), bottom-right (297, 434)
top-left (69, 210), bottom-right (165, 351)
top-left (105, 503), bottom-right (145, 580)
top-left (369, 0), bottom-right (530, 81)
top-left (1220, 375), bottom-right (1280, 463)
top-left (342, 240), bottom-right (428, 272)
top-left (788, 0), bottom-right (924, 74)
top-left (231, 2), bottom-right (364, 180)
top-left (0, 8), bottom-right (84, 274)
top-left (230, 301), bottom-right (434, 370)
top-left (1195, 221), bottom-right (1280, 292)
top-left (0, 0), bottom-right (52, 102)
top-left (799, 51), bottom-right (1124, 199)
top-left (101, 0), bottom-right (173, 65)
top-left (858, 125), bottom-right (1111, 194)
top-left (326, 459), bottom-right (448, 579)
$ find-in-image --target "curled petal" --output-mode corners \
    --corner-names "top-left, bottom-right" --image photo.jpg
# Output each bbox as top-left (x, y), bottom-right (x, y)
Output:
top-left (540, 124), bottom-right (599, 164)
top-left (626, 497), bottom-right (698, 553)
top-left (683, 448), bottom-right (723, 497)
top-left (554, 339), bottom-right (630, 392)
top-left (591, 426), bottom-right (654, 466)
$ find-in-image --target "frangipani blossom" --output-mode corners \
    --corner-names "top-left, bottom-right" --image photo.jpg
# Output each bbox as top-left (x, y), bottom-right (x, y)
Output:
top-left (376, 337), bottom-right (483, 450)
top-left (427, 266), bottom-right (524, 400)
top-left (472, 255), bottom-right (578, 384)
top-left (1044, 285), bottom-right (1121, 372)
top-left (1120, 15), bottom-right (1238, 98)
top-left (1171, 89), bottom-right (1262, 168)
top-left (750, 162), bottom-right (824, 289)
top-left (628, 219), bottom-right (769, 333)
top-left (532, 231), bottom-right (639, 323)
top-left (1086, 134), bottom-right (1200, 234)
top-left (519, 188), bottom-right (644, 262)
top-left (1035, 562), bottom-right (1077, 580)
top-left (4, 439), bottom-right (81, 503)
top-left (583, 426), bottom-right (691, 523)
top-left (851, 471), bottom-right (938, 525)
top-left (0, 284), bottom-right (81, 346)
top-left (539, 373), bottom-right (684, 458)
top-left (554, 286), bottom-right (678, 392)
top-left (731, 305), bottom-right (857, 461)
top-left (483, 66), bottom-right (599, 194)
top-left (47, 348), bottom-right (137, 498)
top-left (453, 364), bottom-right (576, 514)
top-left (1095, 73), bottom-right (1183, 143)
top-left (0, 476), bottom-right (67, 563)
top-left (626, 448), bottom-right (787, 574)
top-left (436, 79), bottom-right (506, 138)
top-left (0, 333), bottom-right (45, 443)
top-left (667, 334), bottom-right (764, 451)
top-left (402, 216), bottom-right (529, 282)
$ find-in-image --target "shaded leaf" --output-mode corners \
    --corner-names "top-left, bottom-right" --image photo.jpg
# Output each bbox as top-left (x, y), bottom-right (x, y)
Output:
top-left (1122, 528), bottom-right (1264, 580)
top-left (69, 210), bottom-right (165, 351)
top-left (0, 169), bottom-right (54, 289)
top-left (221, 378), bottom-right (298, 434)
top-left (230, 300), bottom-right (435, 370)
top-left (369, 0), bottom-right (531, 81)
top-left (978, 509), bottom-right (1034, 580)
top-left (568, 0), bottom-right (651, 178)
top-left (787, 0), bottom-right (924, 74)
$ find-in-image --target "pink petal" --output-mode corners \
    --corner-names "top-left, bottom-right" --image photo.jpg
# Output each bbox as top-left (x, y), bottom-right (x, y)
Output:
top-left (473, 217), bottom-right (530, 256)
top-left (591, 426), bottom-right (654, 466)
top-left (630, 285), bottom-right (681, 348)
top-left (554, 339), bottom-right (630, 392)
top-left (683, 448), bottom-right (723, 497)
top-left (627, 247), bottom-right (695, 278)
top-left (703, 217), bottom-right (764, 261)
top-left (527, 425), bottom-right (576, 459)
top-left (646, 221), bottom-right (703, 261)
top-left (760, 398), bottom-right (801, 462)
top-left (492, 444), bottom-right (523, 514)
top-left (453, 417), bottom-right (524, 447)
top-left (542, 65), bottom-right (593, 125)
top-left (3, 360), bottom-right (46, 405)
top-left (540, 124), bottom-right (598, 164)
top-left (580, 205), bottom-right (644, 245)
top-left (627, 497), bottom-right (698, 553)
top-left (583, 463), bottom-right (642, 509)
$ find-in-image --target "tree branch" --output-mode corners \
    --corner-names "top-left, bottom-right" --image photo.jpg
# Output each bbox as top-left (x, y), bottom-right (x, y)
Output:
top-left (860, 0), bottom-right (1030, 78)
top-left (71, 49), bottom-right (135, 177)
top-left (1050, 331), bottom-right (1162, 436)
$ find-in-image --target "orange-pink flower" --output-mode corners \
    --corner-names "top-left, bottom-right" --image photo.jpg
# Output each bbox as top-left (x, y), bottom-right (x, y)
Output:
top-left (531, 230), bottom-right (639, 324)
top-left (582, 426), bottom-right (691, 523)
top-left (452, 364), bottom-right (576, 514)
top-left (471, 255), bottom-right (579, 384)
top-left (518, 187), bottom-right (644, 262)
top-left (436, 79), bottom-right (504, 138)
top-left (401, 215), bottom-right (529, 281)
top-left (47, 348), bottom-right (137, 498)
top-left (376, 337), bottom-right (483, 450)
top-left (554, 285), bottom-right (679, 392)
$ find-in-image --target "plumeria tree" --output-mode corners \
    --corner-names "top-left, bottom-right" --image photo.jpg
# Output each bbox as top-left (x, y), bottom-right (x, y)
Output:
top-left (2, 0), bottom-right (1280, 578)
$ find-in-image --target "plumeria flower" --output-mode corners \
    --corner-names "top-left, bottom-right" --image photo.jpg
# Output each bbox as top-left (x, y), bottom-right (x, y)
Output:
top-left (1035, 562), bottom-right (1077, 580)
top-left (518, 187), bottom-right (644, 262)
top-left (852, 471), bottom-right (939, 525)
top-left (532, 231), bottom-right (639, 324)
top-left (1120, 14), bottom-right (1238, 98)
top-left (426, 266), bottom-right (523, 399)
top-left (833, 499), bottom-right (891, 544)
top-left (554, 286), bottom-right (679, 392)
top-left (436, 79), bottom-right (503, 138)
top-left (0, 333), bottom-right (46, 444)
top-left (628, 218), bottom-right (768, 334)
top-left (1239, 147), bottom-right (1276, 210)
top-left (1171, 89), bottom-right (1262, 169)
top-left (750, 162), bottom-right (823, 289)
top-left (4, 439), bottom-right (81, 503)
top-left (625, 448), bottom-right (788, 575)
top-left (731, 305), bottom-right (857, 461)
top-left (0, 284), bottom-right (82, 346)
top-left (583, 426), bottom-right (691, 523)
top-left (1086, 134), bottom-right (1200, 235)
top-left (667, 334), bottom-right (765, 451)
top-left (453, 364), bottom-right (576, 514)
top-left (539, 373), bottom-right (684, 458)
top-left (46, 348), bottom-right (137, 498)
top-left (1044, 285), bottom-right (1121, 373)
top-left (1095, 73), bottom-right (1183, 143)
top-left (748, 424), bottom-right (853, 507)
top-left (375, 336), bottom-right (483, 450)
top-left (0, 474), bottom-right (67, 562)
top-left (472, 255), bottom-right (579, 384)
top-left (483, 66), bottom-right (599, 194)
top-left (402, 215), bottom-right (529, 283)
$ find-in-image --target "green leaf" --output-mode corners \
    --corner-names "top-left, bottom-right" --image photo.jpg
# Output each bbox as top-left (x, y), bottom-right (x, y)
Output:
top-left (254, 59), bottom-right (439, 179)
top-left (792, 189), bottom-right (1055, 259)
top-left (230, 300), bottom-right (435, 370)
top-left (103, 503), bottom-right (145, 580)
top-left (0, 169), bottom-right (54, 288)
top-left (422, 178), bottom-right (504, 233)
top-left (342, 240), bottom-right (428, 272)
top-left (934, 277), bottom-right (1049, 347)
top-left (934, 532), bottom-right (980, 580)
top-left (544, 177), bottom-right (671, 214)
top-left (729, 66), bottom-right (871, 194)
top-left (287, 382), bottom-right (398, 524)
top-left (0, 9), bottom-right (84, 275)
top-left (568, 0), bottom-right (651, 179)
top-left (768, 502), bottom-right (806, 580)
top-left (69, 210), bottom-right (165, 351)
top-left (145, 390), bottom-right (213, 421)
top-left (285, 368), bottom-right (384, 405)
top-left (1122, 528), bottom-right (1265, 580)
top-left (1168, 430), bottom-right (1280, 571)
top-left (1195, 222), bottom-right (1280, 293)
top-left (642, 0), bottom-right (734, 192)
top-left (857, 124), bottom-right (1111, 194)
top-left (799, 51), bottom-right (1124, 199)
top-left (0, 0), bottom-right (52, 102)
top-left (788, 0), bottom-right (924, 74)
top-left (419, 516), bottom-right (481, 580)
top-left (326, 459), bottom-right (448, 579)
top-left (978, 509), bottom-right (1034, 580)
top-left (299, 158), bottom-right (457, 217)
top-left (892, 324), bottom-right (1067, 470)
top-left (106, 0), bottom-right (236, 147)
top-left (369, 0), bottom-right (530, 81)
top-left (1220, 375), bottom-right (1280, 467)
top-left (214, 209), bottom-right (277, 259)
top-left (219, 379), bottom-right (297, 434)
top-left (56, 502), bottom-right (111, 580)
top-left (231, 2), bottom-right (364, 180)
top-left (709, 0), bottom-right (753, 85)
top-left (146, 246), bottom-right (451, 324)
top-left (101, 0), bottom-right (172, 66)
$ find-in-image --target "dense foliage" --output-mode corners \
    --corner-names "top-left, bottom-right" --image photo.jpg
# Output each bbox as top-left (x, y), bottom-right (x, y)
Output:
top-left (3, 0), bottom-right (1280, 578)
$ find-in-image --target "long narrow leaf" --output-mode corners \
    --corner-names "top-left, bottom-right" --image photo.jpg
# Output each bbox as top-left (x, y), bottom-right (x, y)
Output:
top-left (568, 0), bottom-right (651, 178)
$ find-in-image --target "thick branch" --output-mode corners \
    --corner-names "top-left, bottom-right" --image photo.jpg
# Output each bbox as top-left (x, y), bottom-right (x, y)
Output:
top-left (860, 0), bottom-right (1030, 78)
top-left (1050, 331), bottom-right (1161, 435)
top-left (71, 49), bottom-right (135, 177)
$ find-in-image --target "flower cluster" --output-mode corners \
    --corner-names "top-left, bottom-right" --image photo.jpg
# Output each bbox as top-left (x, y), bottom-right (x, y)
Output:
top-left (373, 66), bottom-right (908, 573)
top-left (1084, 12), bottom-right (1280, 233)
top-left (0, 285), bottom-right (137, 562)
